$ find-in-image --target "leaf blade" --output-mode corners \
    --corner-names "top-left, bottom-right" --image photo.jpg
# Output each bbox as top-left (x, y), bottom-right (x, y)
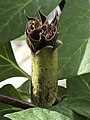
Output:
top-left (0, 0), bottom-right (60, 43)
top-left (0, 42), bottom-right (30, 82)
top-left (0, 84), bottom-right (22, 120)
top-left (17, 80), bottom-right (30, 101)
top-left (5, 107), bottom-right (71, 120)
top-left (60, 98), bottom-right (90, 119)
top-left (67, 73), bottom-right (90, 99)
top-left (58, 0), bottom-right (90, 79)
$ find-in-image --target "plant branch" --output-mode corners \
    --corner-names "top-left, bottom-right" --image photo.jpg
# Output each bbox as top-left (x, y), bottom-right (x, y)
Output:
top-left (0, 94), bottom-right (34, 109)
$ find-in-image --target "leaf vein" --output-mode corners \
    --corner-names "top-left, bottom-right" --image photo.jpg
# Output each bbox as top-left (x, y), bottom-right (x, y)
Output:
top-left (59, 40), bottom-right (88, 72)
top-left (0, 0), bottom-right (32, 33)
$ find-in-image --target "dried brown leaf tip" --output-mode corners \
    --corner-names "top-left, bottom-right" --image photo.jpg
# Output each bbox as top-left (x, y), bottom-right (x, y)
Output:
top-left (25, 11), bottom-right (58, 53)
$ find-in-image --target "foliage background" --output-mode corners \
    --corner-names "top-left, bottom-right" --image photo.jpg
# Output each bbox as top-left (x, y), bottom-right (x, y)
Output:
top-left (0, 0), bottom-right (90, 120)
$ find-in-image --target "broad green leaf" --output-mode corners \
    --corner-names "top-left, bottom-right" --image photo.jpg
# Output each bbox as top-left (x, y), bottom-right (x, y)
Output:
top-left (0, 115), bottom-right (10, 120)
top-left (5, 107), bottom-right (71, 120)
top-left (72, 112), bottom-right (89, 120)
top-left (5, 100), bottom-right (88, 120)
top-left (5, 101), bottom-right (74, 120)
top-left (67, 73), bottom-right (90, 99)
top-left (6, 103), bottom-right (88, 120)
top-left (0, 42), bottom-right (30, 82)
top-left (0, 103), bottom-right (19, 120)
top-left (58, 0), bottom-right (90, 79)
top-left (0, 0), bottom-right (61, 43)
top-left (51, 104), bottom-right (73, 119)
top-left (60, 97), bottom-right (90, 119)
top-left (17, 80), bottom-right (30, 101)
top-left (0, 84), bottom-right (22, 100)
top-left (57, 86), bottom-right (67, 100)
top-left (0, 84), bottom-right (22, 120)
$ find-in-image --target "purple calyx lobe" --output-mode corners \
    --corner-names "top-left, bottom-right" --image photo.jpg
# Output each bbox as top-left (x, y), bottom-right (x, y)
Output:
top-left (26, 11), bottom-right (58, 53)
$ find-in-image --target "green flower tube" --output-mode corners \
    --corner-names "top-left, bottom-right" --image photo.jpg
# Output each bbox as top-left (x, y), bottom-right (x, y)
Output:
top-left (25, 11), bottom-right (61, 107)
top-left (31, 47), bottom-right (58, 107)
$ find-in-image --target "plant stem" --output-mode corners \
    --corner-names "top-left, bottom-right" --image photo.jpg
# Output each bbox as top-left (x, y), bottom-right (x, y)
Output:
top-left (31, 47), bottom-right (58, 107)
top-left (0, 94), bottom-right (34, 109)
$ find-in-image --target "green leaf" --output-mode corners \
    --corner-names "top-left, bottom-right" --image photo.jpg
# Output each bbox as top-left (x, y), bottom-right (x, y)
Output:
top-left (17, 80), bottom-right (30, 101)
top-left (0, 84), bottom-right (22, 100)
top-left (5, 107), bottom-right (71, 120)
top-left (6, 100), bottom-right (89, 120)
top-left (0, 42), bottom-right (30, 82)
top-left (72, 112), bottom-right (89, 120)
top-left (5, 101), bottom-right (74, 120)
top-left (61, 73), bottom-right (90, 118)
top-left (60, 97), bottom-right (90, 119)
top-left (58, 0), bottom-right (90, 79)
top-left (67, 73), bottom-right (90, 99)
top-left (0, 103), bottom-right (19, 120)
top-left (51, 104), bottom-right (89, 120)
top-left (51, 104), bottom-right (73, 119)
top-left (0, 115), bottom-right (10, 120)
top-left (57, 86), bottom-right (67, 100)
top-left (0, 84), bottom-right (22, 120)
top-left (6, 102), bottom-right (87, 120)
top-left (0, 0), bottom-right (61, 43)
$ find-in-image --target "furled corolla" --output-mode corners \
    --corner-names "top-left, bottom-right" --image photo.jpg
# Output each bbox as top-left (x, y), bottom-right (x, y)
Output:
top-left (25, 11), bottom-right (58, 53)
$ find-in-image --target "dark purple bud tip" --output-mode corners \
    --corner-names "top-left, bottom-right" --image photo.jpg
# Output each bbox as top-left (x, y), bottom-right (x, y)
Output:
top-left (25, 11), bottom-right (58, 53)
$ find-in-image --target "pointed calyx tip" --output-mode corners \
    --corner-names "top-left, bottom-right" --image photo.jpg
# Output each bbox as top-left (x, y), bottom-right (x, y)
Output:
top-left (24, 10), bottom-right (35, 21)
top-left (25, 11), bottom-right (59, 53)
top-left (39, 11), bottom-right (47, 24)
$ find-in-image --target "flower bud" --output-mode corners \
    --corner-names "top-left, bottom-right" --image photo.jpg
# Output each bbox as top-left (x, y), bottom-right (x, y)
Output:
top-left (25, 11), bottom-right (58, 53)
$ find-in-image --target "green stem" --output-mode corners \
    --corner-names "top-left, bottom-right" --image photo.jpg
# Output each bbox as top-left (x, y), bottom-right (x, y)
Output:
top-left (31, 47), bottom-right (58, 107)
